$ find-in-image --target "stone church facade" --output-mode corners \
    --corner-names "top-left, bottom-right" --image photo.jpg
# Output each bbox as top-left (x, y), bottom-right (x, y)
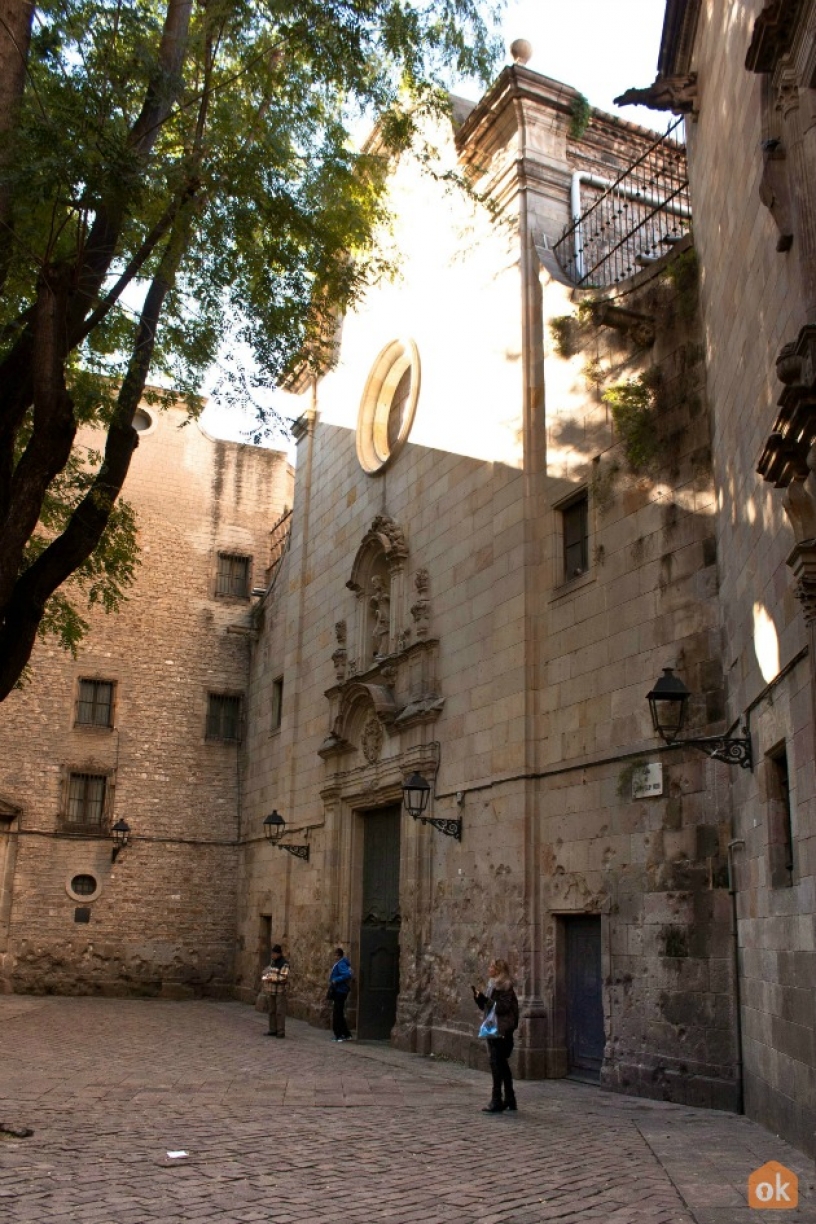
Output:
top-left (1, 0), bottom-right (814, 1161)
top-left (237, 68), bottom-right (741, 1113)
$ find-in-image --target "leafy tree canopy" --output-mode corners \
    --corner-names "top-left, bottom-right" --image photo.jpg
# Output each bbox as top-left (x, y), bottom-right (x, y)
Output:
top-left (0, 0), bottom-right (503, 698)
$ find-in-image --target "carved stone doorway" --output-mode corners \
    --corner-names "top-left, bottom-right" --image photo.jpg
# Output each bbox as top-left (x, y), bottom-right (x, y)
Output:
top-left (357, 806), bottom-right (401, 1040)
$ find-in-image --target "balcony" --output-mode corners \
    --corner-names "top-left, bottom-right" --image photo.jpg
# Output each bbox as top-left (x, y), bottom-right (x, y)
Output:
top-left (553, 118), bottom-right (691, 289)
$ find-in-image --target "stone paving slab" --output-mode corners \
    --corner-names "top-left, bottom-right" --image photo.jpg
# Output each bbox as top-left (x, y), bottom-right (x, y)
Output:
top-left (0, 997), bottom-right (813, 1223)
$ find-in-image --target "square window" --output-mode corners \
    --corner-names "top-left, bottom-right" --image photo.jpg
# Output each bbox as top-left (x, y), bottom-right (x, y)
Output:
top-left (271, 677), bottom-right (283, 732)
top-left (216, 553), bottom-right (251, 598)
top-left (65, 772), bottom-right (107, 829)
top-left (562, 493), bottom-right (589, 581)
top-left (207, 693), bottom-right (242, 742)
top-left (76, 679), bottom-right (114, 727)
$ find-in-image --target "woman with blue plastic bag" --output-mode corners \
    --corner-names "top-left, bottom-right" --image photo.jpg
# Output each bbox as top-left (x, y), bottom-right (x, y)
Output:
top-left (471, 958), bottom-right (519, 1113)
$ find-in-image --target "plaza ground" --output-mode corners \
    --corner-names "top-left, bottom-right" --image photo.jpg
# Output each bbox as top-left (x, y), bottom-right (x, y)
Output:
top-left (0, 996), bottom-right (813, 1223)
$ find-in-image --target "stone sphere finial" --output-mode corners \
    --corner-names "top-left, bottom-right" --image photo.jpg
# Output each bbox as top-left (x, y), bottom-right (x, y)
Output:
top-left (510, 38), bottom-right (533, 65)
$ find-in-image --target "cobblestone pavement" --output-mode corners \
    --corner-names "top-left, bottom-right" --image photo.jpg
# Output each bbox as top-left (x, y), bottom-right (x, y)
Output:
top-left (0, 997), bottom-right (813, 1224)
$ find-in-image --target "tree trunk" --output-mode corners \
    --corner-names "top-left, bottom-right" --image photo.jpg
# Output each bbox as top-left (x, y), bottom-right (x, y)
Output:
top-left (0, 0), bottom-right (34, 290)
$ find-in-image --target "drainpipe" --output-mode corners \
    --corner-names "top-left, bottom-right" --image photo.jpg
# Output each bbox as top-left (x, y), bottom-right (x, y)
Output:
top-left (727, 838), bottom-right (746, 1115)
top-left (570, 171), bottom-right (692, 282)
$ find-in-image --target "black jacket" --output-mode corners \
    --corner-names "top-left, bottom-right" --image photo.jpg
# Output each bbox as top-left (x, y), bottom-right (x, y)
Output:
top-left (475, 980), bottom-right (519, 1038)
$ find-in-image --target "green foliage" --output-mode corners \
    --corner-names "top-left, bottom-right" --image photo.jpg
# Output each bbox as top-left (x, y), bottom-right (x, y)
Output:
top-left (663, 247), bottom-right (699, 322)
top-left (548, 315), bottom-right (577, 359)
top-left (603, 372), bottom-right (661, 474)
top-left (0, 0), bottom-right (503, 693)
top-left (569, 93), bottom-right (591, 140)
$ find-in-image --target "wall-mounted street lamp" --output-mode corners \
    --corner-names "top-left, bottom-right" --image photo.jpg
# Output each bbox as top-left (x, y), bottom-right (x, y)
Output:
top-left (646, 668), bottom-right (753, 770)
top-left (262, 810), bottom-right (310, 861)
top-left (402, 772), bottom-right (462, 841)
top-left (111, 819), bottom-right (131, 863)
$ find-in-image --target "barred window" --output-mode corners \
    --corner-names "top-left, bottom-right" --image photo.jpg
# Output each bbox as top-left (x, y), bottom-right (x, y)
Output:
top-left (207, 693), bottom-right (242, 742)
top-left (216, 553), bottom-right (250, 598)
top-left (562, 493), bottom-right (589, 581)
top-left (66, 773), bottom-right (107, 828)
top-left (76, 679), bottom-right (114, 727)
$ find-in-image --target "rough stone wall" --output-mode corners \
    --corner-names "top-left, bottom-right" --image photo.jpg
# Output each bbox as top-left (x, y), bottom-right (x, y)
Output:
top-left (0, 402), bottom-right (292, 996)
top-left (677, 0), bottom-right (816, 1155)
top-left (535, 241), bottom-right (738, 1107)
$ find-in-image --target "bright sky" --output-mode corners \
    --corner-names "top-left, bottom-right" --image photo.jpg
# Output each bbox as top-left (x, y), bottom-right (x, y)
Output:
top-left (199, 0), bottom-right (667, 446)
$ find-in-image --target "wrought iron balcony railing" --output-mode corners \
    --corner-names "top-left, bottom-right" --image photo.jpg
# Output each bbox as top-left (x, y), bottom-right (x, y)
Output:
top-left (553, 117), bottom-right (691, 289)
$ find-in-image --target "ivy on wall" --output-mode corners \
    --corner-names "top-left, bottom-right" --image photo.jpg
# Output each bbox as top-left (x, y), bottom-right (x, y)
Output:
top-left (603, 369), bottom-right (663, 474)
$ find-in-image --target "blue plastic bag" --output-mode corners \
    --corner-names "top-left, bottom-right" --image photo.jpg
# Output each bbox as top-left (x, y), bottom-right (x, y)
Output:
top-left (478, 1004), bottom-right (498, 1038)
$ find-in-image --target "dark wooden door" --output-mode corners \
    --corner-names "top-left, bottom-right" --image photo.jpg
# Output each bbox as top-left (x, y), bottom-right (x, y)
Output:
top-left (358, 807), bottom-right (401, 1040)
top-left (565, 915), bottom-right (605, 1077)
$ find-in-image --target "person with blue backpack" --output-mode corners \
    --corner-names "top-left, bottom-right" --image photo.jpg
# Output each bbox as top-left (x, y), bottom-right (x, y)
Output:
top-left (328, 947), bottom-right (353, 1041)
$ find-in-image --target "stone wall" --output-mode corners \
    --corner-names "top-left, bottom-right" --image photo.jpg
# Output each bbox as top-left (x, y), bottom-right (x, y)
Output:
top-left (0, 402), bottom-right (292, 996)
top-left (236, 69), bottom-right (738, 1109)
top-left (668, 0), bottom-right (816, 1157)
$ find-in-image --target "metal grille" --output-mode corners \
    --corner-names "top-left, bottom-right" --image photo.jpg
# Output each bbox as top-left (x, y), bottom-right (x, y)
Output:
top-left (66, 773), bottom-right (107, 827)
top-left (553, 118), bottom-right (691, 289)
top-left (76, 679), bottom-right (113, 726)
top-left (216, 552), bottom-right (250, 597)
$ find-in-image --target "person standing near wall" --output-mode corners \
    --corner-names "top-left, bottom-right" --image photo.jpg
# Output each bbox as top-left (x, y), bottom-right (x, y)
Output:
top-left (472, 957), bottom-right (519, 1112)
top-left (329, 947), bottom-right (353, 1041)
top-left (262, 944), bottom-right (290, 1038)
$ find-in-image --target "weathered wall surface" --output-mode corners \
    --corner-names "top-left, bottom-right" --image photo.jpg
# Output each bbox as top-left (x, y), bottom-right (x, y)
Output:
top-left (236, 68), bottom-right (736, 1109)
top-left (677, 0), bottom-right (816, 1156)
top-left (535, 243), bottom-right (737, 1106)
top-left (0, 403), bottom-right (292, 995)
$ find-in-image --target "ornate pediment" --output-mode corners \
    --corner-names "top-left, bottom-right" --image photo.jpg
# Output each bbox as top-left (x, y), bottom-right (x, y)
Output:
top-left (346, 515), bottom-right (408, 593)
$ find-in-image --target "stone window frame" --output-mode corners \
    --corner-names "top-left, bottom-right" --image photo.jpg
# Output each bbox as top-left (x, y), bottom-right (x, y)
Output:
top-left (206, 691), bottom-right (243, 743)
top-left (133, 406), bottom-right (157, 436)
top-left (74, 676), bottom-right (116, 730)
top-left (765, 739), bottom-right (796, 888)
top-left (356, 339), bottom-right (421, 475)
top-left (554, 488), bottom-right (591, 587)
top-left (59, 766), bottom-right (114, 835)
top-left (215, 551), bottom-right (252, 600)
top-left (65, 870), bottom-right (103, 904)
top-left (270, 676), bottom-right (284, 734)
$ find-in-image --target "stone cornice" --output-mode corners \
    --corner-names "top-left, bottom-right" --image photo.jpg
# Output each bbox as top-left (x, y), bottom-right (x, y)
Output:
top-left (746, 0), bottom-right (805, 73)
top-left (658, 0), bottom-right (702, 77)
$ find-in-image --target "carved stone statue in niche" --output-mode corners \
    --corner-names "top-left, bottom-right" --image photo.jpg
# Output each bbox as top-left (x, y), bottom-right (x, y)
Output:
top-left (370, 574), bottom-right (390, 658)
top-left (410, 568), bottom-right (431, 640)
top-left (332, 620), bottom-right (348, 682)
top-left (361, 715), bottom-right (384, 763)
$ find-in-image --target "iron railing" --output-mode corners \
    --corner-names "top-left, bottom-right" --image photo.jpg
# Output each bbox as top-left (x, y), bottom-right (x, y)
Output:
top-left (264, 507), bottom-right (292, 590)
top-left (553, 117), bottom-right (691, 289)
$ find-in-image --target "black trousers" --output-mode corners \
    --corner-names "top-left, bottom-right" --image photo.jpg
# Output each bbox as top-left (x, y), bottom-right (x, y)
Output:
top-left (487, 1034), bottom-right (515, 1104)
top-left (332, 991), bottom-right (351, 1038)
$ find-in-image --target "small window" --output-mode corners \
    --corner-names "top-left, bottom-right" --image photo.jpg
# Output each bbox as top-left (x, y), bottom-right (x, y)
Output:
top-left (767, 743), bottom-right (795, 887)
top-left (216, 553), bottom-right (251, 598)
top-left (76, 679), bottom-right (114, 727)
top-left (271, 677), bottom-right (283, 732)
top-left (562, 493), bottom-right (589, 581)
top-left (207, 693), bottom-right (242, 742)
top-left (70, 873), bottom-right (97, 896)
top-left (65, 773), bottom-right (107, 829)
